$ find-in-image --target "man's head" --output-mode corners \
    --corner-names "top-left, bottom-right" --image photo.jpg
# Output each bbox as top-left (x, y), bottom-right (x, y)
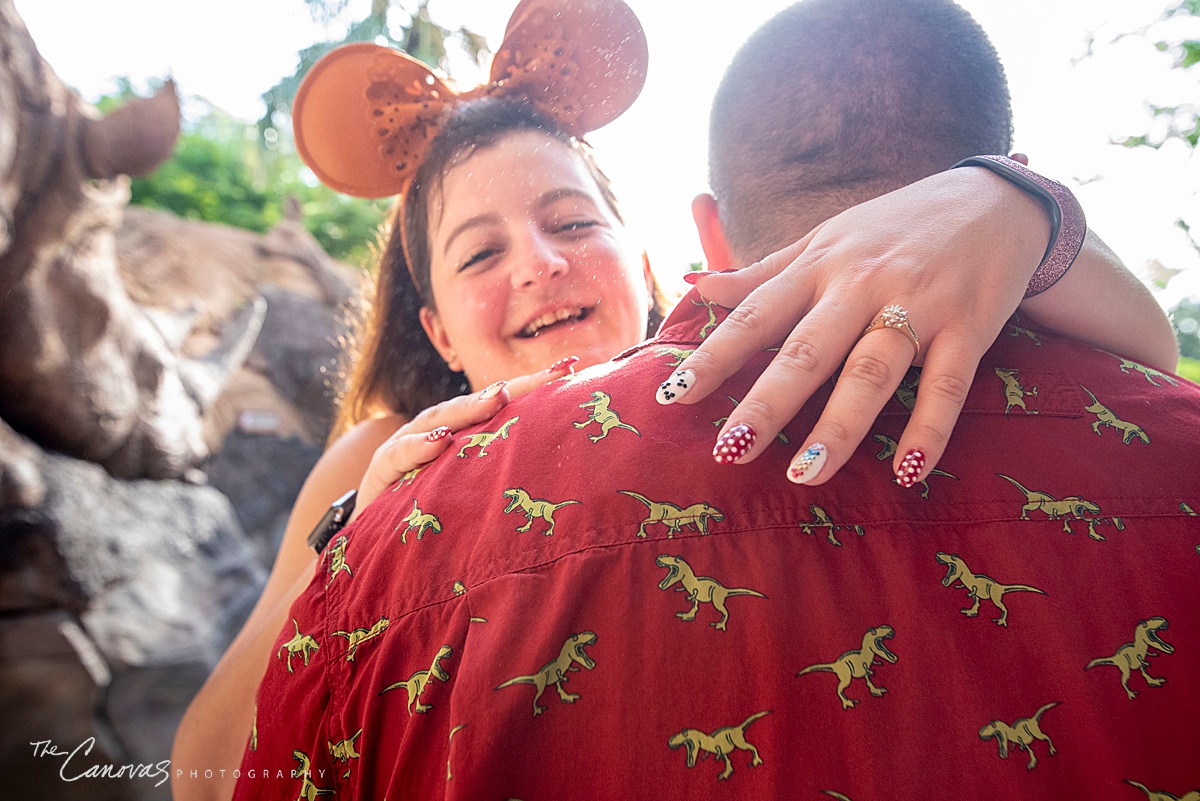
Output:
top-left (694, 0), bottom-right (1012, 268)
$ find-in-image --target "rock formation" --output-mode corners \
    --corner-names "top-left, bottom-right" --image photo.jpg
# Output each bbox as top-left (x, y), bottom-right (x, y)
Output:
top-left (0, 1), bottom-right (363, 797)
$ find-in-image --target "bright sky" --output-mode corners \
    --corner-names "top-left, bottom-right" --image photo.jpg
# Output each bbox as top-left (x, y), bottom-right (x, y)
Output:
top-left (17, 0), bottom-right (1200, 306)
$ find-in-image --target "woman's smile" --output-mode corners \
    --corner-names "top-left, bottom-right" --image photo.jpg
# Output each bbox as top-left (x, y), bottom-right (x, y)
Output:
top-left (515, 305), bottom-right (594, 338)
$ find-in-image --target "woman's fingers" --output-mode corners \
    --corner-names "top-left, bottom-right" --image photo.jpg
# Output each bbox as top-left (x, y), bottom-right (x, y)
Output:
top-left (705, 290), bottom-right (868, 463)
top-left (781, 322), bottom-right (920, 484)
top-left (684, 236), bottom-right (812, 309)
top-left (352, 358), bottom-right (578, 522)
top-left (402, 356), bottom-right (577, 461)
top-left (353, 380), bottom-right (513, 521)
top-left (350, 426), bottom-right (458, 523)
top-left (660, 169), bottom-right (1059, 487)
top-left (506, 355), bottom-right (578, 399)
top-left (377, 426), bottom-right (457, 480)
top-left (659, 250), bottom-right (822, 408)
top-left (407, 354), bottom-right (575, 437)
top-left (405, 379), bottom-right (510, 436)
top-left (889, 335), bottom-right (981, 489)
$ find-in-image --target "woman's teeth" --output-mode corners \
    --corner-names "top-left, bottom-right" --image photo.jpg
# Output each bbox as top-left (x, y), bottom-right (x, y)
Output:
top-left (521, 307), bottom-right (585, 337)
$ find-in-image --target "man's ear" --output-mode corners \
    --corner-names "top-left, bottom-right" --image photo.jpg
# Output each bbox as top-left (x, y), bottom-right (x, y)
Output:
top-left (419, 306), bottom-right (463, 373)
top-left (641, 250), bottom-right (655, 306)
top-left (691, 193), bottom-right (732, 271)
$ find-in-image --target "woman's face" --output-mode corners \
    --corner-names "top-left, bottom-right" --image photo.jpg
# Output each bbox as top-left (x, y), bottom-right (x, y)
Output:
top-left (419, 131), bottom-right (652, 391)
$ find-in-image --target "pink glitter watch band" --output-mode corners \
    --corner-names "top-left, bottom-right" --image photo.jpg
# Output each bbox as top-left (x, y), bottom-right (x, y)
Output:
top-left (953, 155), bottom-right (1087, 298)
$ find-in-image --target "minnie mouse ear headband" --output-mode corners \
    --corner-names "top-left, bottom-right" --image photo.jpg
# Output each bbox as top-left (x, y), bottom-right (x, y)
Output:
top-left (292, 0), bottom-right (649, 199)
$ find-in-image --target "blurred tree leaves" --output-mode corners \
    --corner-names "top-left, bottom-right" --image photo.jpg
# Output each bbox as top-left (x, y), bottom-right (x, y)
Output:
top-left (1173, 38), bottom-right (1200, 68)
top-left (1177, 355), bottom-right (1200, 381)
top-left (258, 0), bottom-right (490, 140)
top-left (1115, 1), bottom-right (1200, 151)
top-left (1171, 296), bottom-right (1200, 360)
top-left (103, 80), bottom-right (389, 267)
top-left (1108, 1), bottom-right (1200, 370)
top-left (1170, 0), bottom-right (1200, 19)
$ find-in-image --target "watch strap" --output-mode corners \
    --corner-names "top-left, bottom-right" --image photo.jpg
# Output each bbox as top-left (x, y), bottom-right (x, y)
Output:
top-left (307, 489), bottom-right (358, 553)
top-left (953, 155), bottom-right (1087, 298)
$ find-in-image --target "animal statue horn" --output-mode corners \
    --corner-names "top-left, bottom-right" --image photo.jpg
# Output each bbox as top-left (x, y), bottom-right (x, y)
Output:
top-left (80, 79), bottom-right (181, 180)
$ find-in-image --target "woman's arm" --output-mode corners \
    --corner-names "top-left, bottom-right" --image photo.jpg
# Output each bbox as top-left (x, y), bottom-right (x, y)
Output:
top-left (1020, 228), bottom-right (1177, 372)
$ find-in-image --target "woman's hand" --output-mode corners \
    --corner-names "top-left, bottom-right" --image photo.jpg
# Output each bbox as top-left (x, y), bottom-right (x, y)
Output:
top-left (669, 166), bottom-right (1052, 487)
top-left (348, 356), bottom-right (579, 522)
top-left (672, 162), bottom-right (1174, 489)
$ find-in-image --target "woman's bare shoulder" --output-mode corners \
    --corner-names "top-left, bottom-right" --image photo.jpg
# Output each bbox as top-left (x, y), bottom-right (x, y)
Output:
top-left (327, 415), bottom-right (409, 463)
top-left (299, 415), bottom-right (410, 507)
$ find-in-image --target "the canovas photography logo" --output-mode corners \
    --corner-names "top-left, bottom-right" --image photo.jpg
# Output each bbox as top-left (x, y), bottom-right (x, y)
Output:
top-left (32, 738), bottom-right (325, 787)
top-left (30, 739), bottom-right (171, 788)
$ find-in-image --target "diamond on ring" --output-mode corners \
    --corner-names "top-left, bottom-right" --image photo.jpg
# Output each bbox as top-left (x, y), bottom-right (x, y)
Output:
top-left (862, 304), bottom-right (920, 357)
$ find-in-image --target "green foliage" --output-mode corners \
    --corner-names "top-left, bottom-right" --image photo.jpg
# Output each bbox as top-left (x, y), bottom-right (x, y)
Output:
top-left (258, 0), bottom-right (490, 141)
top-left (131, 113), bottom-right (272, 232)
top-left (1170, 297), bottom-right (1200, 360)
top-left (300, 186), bottom-right (391, 267)
top-left (1115, 104), bottom-right (1200, 150)
top-left (1168, 0), bottom-right (1200, 18)
top-left (1176, 355), bottom-right (1200, 382)
top-left (1178, 39), bottom-right (1200, 68)
top-left (94, 76), bottom-right (142, 113)
top-left (123, 93), bottom-right (387, 267)
top-left (1119, 4), bottom-right (1200, 151)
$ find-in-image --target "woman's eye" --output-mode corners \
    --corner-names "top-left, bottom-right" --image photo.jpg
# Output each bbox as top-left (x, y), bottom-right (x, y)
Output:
top-left (459, 248), bottom-right (500, 271)
top-left (555, 220), bottom-right (598, 234)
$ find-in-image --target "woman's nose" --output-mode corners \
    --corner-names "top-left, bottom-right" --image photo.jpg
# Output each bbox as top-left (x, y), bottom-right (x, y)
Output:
top-left (511, 227), bottom-right (568, 289)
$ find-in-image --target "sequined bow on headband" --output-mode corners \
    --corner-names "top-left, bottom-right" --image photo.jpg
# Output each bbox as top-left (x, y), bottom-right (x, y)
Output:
top-left (292, 0), bottom-right (649, 199)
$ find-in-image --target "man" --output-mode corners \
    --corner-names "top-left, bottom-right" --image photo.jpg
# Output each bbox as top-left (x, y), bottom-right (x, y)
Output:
top-left (235, 1), bottom-right (1199, 798)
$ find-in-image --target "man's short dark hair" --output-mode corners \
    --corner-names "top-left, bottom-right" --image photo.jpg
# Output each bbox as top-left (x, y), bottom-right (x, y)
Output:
top-left (709, 0), bottom-right (1013, 260)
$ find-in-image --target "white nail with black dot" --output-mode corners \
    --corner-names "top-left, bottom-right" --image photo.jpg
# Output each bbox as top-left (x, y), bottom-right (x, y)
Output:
top-left (656, 369), bottom-right (695, 405)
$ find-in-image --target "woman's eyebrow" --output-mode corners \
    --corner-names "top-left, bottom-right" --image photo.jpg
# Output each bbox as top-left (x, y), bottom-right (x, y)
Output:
top-left (441, 213), bottom-right (502, 258)
top-left (536, 187), bottom-right (596, 209)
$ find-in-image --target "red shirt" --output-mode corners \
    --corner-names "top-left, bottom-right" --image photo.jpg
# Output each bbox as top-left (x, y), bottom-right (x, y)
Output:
top-left (236, 291), bottom-right (1200, 800)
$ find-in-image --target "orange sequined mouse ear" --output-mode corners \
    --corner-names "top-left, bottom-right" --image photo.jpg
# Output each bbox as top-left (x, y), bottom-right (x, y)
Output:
top-left (488, 0), bottom-right (649, 136)
top-left (293, 44), bottom-right (453, 199)
top-left (292, 0), bottom-right (649, 199)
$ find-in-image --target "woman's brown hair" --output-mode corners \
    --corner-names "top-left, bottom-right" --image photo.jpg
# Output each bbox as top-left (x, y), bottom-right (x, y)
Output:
top-left (329, 98), bottom-right (667, 441)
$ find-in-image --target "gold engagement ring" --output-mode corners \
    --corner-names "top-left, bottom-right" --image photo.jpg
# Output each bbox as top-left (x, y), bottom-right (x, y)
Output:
top-left (862, 304), bottom-right (920, 357)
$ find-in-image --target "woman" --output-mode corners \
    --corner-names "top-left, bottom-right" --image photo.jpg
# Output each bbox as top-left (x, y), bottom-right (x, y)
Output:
top-left (171, 2), bottom-right (1176, 798)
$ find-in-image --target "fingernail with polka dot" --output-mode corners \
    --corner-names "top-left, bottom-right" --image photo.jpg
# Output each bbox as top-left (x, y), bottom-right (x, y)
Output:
top-left (787, 442), bottom-right (827, 485)
top-left (656, 369), bottom-right (695, 405)
top-left (426, 426), bottom-right (452, 443)
top-left (479, 380), bottom-right (507, 401)
top-left (546, 355), bottom-right (579, 374)
top-left (895, 448), bottom-right (925, 488)
top-left (713, 423), bottom-right (757, 464)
